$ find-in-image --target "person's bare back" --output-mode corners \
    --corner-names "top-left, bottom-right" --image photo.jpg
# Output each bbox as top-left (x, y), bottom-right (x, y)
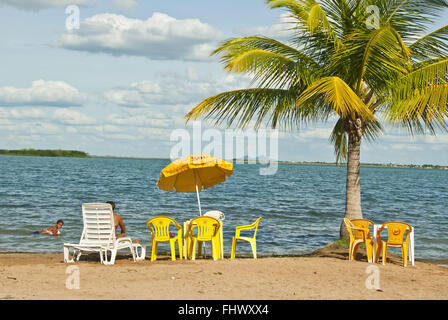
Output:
top-left (107, 201), bottom-right (139, 244)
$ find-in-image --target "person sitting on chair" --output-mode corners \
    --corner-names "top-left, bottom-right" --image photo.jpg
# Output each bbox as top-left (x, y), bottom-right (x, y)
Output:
top-left (106, 201), bottom-right (139, 244)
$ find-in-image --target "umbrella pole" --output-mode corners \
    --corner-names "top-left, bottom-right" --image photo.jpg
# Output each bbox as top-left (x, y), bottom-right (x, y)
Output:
top-left (194, 169), bottom-right (206, 258)
top-left (194, 169), bottom-right (202, 216)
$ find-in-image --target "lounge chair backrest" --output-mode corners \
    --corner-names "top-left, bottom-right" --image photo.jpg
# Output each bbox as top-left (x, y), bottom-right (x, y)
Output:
top-left (80, 203), bottom-right (116, 248)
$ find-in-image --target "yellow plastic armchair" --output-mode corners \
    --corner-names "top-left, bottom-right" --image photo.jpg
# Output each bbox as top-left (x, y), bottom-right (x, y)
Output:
top-left (187, 216), bottom-right (220, 261)
top-left (376, 221), bottom-right (412, 267)
top-left (343, 218), bottom-right (374, 262)
top-left (231, 217), bottom-right (262, 260)
top-left (146, 216), bottom-right (183, 262)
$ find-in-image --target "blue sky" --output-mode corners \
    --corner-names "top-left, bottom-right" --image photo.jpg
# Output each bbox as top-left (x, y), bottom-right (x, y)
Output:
top-left (0, 0), bottom-right (447, 165)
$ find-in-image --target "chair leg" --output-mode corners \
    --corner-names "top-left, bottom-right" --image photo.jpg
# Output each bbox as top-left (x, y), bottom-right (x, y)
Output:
top-left (212, 239), bottom-right (220, 261)
top-left (103, 249), bottom-right (117, 265)
top-left (99, 249), bottom-right (104, 264)
top-left (250, 240), bottom-right (257, 259)
top-left (231, 237), bottom-right (237, 260)
top-left (110, 249), bottom-right (117, 265)
top-left (382, 242), bottom-right (387, 265)
top-left (352, 242), bottom-right (362, 261)
top-left (365, 240), bottom-right (373, 263)
top-left (151, 241), bottom-right (158, 262)
top-left (134, 244), bottom-right (146, 261)
top-left (190, 239), bottom-right (197, 260)
top-left (170, 239), bottom-right (176, 261)
top-left (348, 240), bottom-right (353, 261)
top-left (177, 235), bottom-right (183, 260)
top-left (130, 246), bottom-right (136, 262)
top-left (198, 242), bottom-right (203, 258)
top-left (64, 246), bottom-right (74, 263)
top-left (402, 244), bottom-right (408, 267)
top-left (188, 238), bottom-right (193, 260)
top-left (75, 251), bottom-right (82, 261)
top-left (375, 241), bottom-right (382, 263)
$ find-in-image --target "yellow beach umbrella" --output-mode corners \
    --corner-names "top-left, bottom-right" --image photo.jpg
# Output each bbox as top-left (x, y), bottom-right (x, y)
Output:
top-left (156, 155), bottom-right (233, 215)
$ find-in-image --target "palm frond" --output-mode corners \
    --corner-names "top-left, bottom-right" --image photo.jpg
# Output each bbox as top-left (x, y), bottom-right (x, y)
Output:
top-left (387, 84), bottom-right (448, 129)
top-left (329, 118), bottom-right (348, 164)
top-left (213, 36), bottom-right (321, 87)
top-left (185, 88), bottom-right (303, 130)
top-left (409, 25), bottom-right (448, 60)
top-left (295, 76), bottom-right (375, 121)
top-left (267, 0), bottom-right (343, 49)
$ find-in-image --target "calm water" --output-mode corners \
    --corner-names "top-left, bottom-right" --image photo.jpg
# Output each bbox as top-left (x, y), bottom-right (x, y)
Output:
top-left (0, 156), bottom-right (447, 261)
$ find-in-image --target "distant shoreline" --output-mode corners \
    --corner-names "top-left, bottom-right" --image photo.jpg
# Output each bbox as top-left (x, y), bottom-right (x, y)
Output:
top-left (0, 149), bottom-right (90, 158)
top-left (1, 150), bottom-right (446, 169)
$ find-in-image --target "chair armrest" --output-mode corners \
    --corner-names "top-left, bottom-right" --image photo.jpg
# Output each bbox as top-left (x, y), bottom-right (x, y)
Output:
top-left (236, 224), bottom-right (256, 232)
top-left (173, 221), bottom-right (182, 230)
top-left (116, 237), bottom-right (133, 244)
top-left (350, 226), bottom-right (372, 241)
top-left (235, 224), bottom-right (256, 238)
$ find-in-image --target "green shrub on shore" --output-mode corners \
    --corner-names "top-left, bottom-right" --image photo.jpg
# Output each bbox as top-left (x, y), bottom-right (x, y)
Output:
top-left (0, 148), bottom-right (90, 158)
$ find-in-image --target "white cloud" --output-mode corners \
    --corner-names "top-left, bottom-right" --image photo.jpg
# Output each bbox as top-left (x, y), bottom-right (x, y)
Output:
top-left (101, 133), bottom-right (138, 141)
top-left (294, 128), bottom-right (333, 141)
top-left (94, 124), bottom-right (123, 133)
top-left (235, 13), bottom-right (295, 40)
top-left (137, 127), bottom-right (172, 139)
top-left (420, 134), bottom-right (448, 144)
top-left (52, 12), bottom-right (222, 61)
top-left (106, 112), bottom-right (173, 128)
top-left (389, 143), bottom-right (423, 151)
top-left (0, 0), bottom-right (88, 11)
top-left (104, 71), bottom-right (250, 108)
top-left (0, 107), bottom-right (47, 119)
top-left (52, 109), bottom-right (96, 125)
top-left (110, 0), bottom-right (137, 11)
top-left (0, 80), bottom-right (86, 107)
top-left (0, 120), bottom-right (60, 134)
top-left (10, 108), bottom-right (47, 119)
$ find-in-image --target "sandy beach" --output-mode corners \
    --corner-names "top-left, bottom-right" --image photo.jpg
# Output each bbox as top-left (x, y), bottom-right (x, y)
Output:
top-left (1, 244), bottom-right (447, 300)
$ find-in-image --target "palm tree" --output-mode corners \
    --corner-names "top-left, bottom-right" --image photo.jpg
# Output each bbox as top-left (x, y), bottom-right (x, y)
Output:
top-left (185, 0), bottom-right (448, 238)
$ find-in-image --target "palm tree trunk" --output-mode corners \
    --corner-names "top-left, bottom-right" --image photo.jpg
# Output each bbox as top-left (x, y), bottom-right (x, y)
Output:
top-left (340, 119), bottom-right (363, 239)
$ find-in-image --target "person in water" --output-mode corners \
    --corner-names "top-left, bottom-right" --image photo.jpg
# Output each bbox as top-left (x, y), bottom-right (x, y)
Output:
top-left (106, 201), bottom-right (139, 244)
top-left (34, 220), bottom-right (64, 235)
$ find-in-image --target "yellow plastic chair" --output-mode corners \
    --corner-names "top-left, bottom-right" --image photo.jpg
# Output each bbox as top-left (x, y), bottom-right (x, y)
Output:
top-left (187, 216), bottom-right (221, 261)
top-left (231, 217), bottom-right (262, 259)
top-left (146, 216), bottom-right (183, 262)
top-left (376, 221), bottom-right (412, 267)
top-left (344, 218), bottom-right (374, 262)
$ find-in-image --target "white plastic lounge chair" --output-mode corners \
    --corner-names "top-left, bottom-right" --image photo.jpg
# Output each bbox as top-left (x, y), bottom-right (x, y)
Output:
top-left (63, 203), bottom-right (145, 265)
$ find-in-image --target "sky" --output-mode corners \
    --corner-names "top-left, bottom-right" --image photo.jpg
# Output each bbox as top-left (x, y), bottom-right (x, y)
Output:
top-left (0, 0), bottom-right (447, 165)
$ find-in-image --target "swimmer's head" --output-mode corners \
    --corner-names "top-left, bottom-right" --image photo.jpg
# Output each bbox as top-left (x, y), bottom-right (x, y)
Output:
top-left (56, 219), bottom-right (64, 229)
top-left (106, 201), bottom-right (115, 211)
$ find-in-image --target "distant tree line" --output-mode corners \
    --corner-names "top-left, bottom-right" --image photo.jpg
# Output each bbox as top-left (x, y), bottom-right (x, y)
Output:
top-left (0, 148), bottom-right (90, 158)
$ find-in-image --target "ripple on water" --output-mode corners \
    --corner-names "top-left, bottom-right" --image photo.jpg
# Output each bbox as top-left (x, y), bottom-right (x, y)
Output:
top-left (0, 156), bottom-right (447, 259)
